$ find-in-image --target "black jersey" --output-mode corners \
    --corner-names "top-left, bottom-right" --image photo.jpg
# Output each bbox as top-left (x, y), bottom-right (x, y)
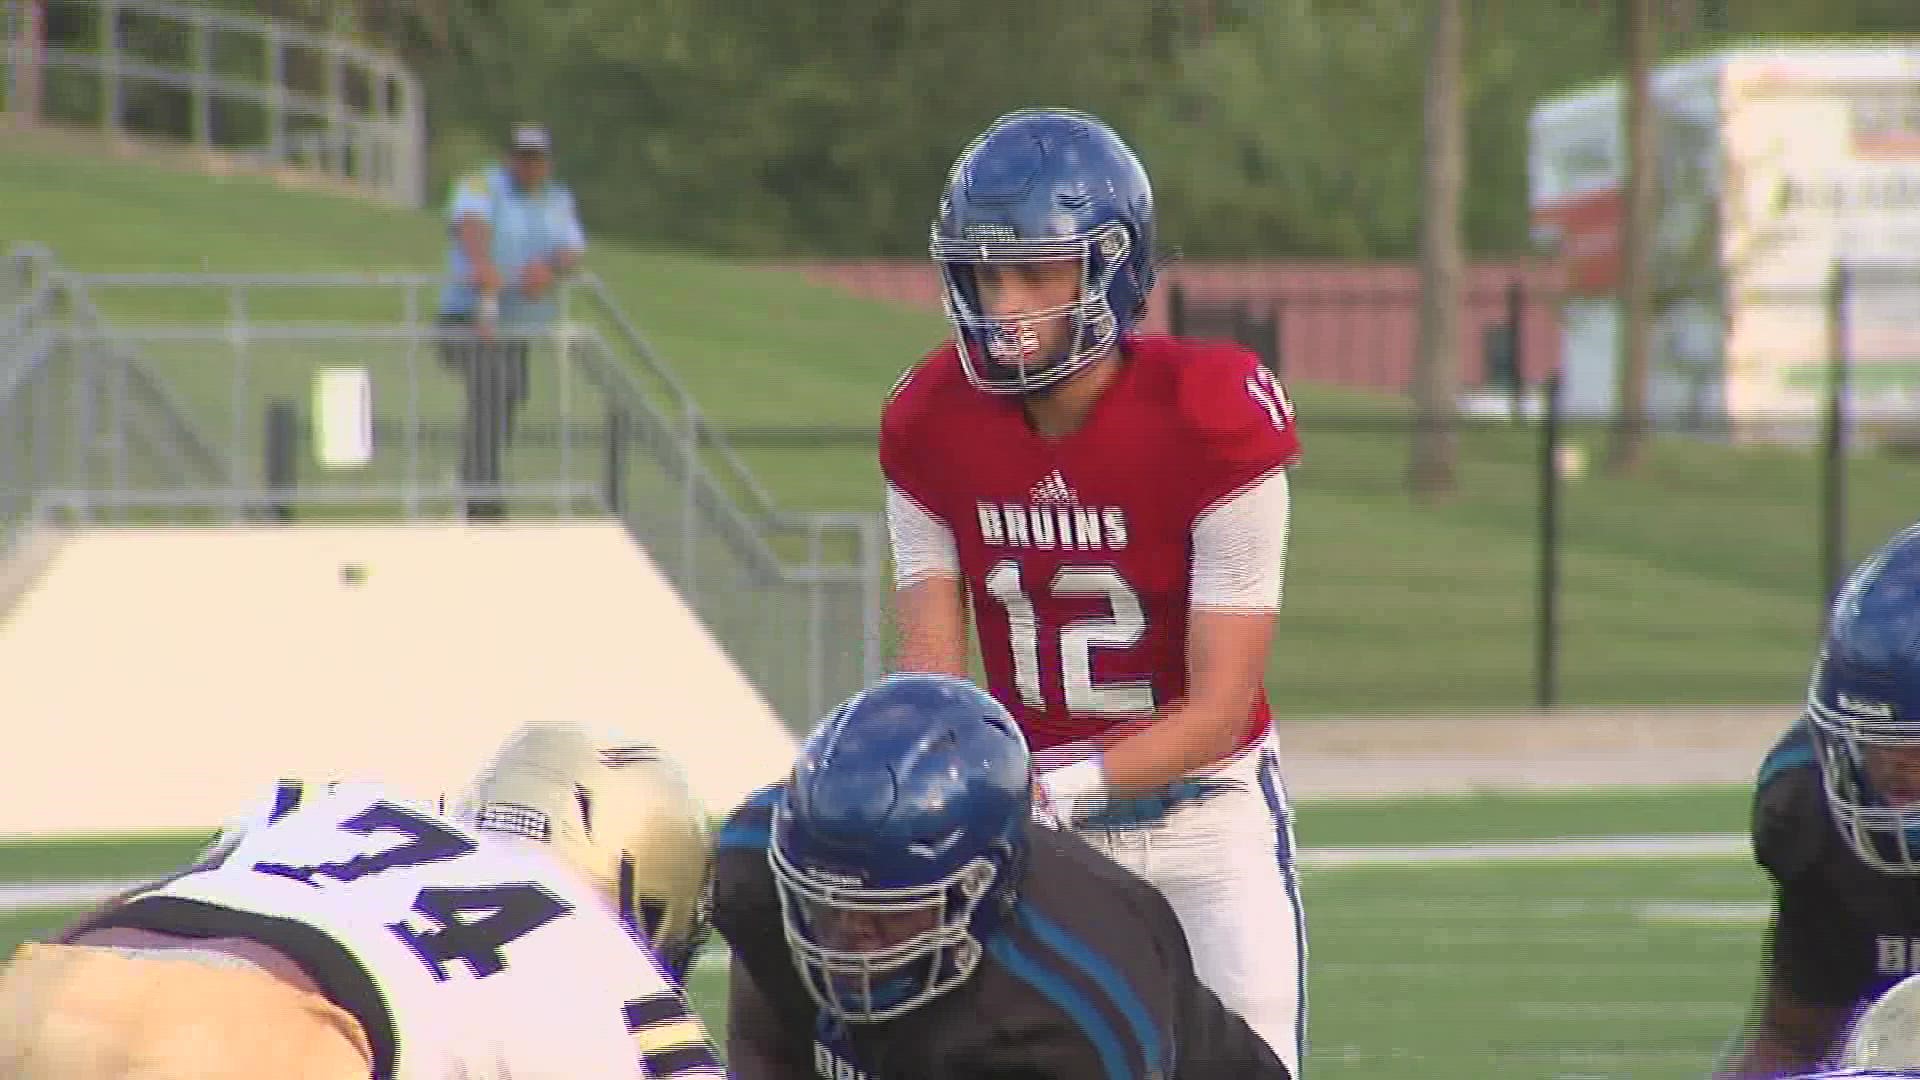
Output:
top-left (712, 785), bottom-right (1289, 1080)
top-left (1753, 719), bottom-right (1920, 1008)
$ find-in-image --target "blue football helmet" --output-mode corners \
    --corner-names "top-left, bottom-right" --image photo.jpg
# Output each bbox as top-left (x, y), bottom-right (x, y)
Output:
top-left (930, 108), bottom-right (1156, 395)
top-left (1809, 524), bottom-right (1920, 873)
top-left (769, 673), bottom-right (1031, 1023)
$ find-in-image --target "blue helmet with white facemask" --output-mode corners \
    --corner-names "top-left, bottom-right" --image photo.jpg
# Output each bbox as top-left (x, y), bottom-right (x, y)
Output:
top-left (1808, 524), bottom-right (1920, 873)
top-left (769, 673), bottom-right (1030, 1023)
top-left (930, 108), bottom-right (1157, 395)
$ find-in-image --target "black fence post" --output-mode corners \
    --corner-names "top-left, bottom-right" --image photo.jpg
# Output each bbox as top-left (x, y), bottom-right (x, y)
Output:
top-left (1505, 280), bottom-right (1525, 419)
top-left (1822, 262), bottom-right (1852, 610)
top-left (1169, 283), bottom-right (1189, 337)
top-left (1536, 370), bottom-right (1562, 708)
top-left (604, 407), bottom-right (629, 517)
top-left (1247, 301), bottom-right (1282, 377)
top-left (263, 399), bottom-right (298, 523)
top-left (1269, 296), bottom-right (1286, 376)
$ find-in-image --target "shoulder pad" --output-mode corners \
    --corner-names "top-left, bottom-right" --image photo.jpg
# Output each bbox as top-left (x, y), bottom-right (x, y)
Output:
top-left (1753, 721), bottom-right (1833, 882)
top-left (1167, 340), bottom-right (1287, 434)
top-left (884, 346), bottom-right (960, 411)
top-left (459, 170), bottom-right (493, 197)
top-left (883, 365), bottom-right (918, 409)
top-left (711, 788), bottom-right (784, 946)
top-left (1150, 338), bottom-right (1300, 511)
top-left (716, 784), bottom-right (782, 854)
top-left (880, 348), bottom-right (967, 460)
top-left (193, 777), bottom-right (342, 866)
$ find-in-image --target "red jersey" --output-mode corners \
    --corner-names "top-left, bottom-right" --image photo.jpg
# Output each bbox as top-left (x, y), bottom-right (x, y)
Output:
top-left (879, 336), bottom-right (1301, 755)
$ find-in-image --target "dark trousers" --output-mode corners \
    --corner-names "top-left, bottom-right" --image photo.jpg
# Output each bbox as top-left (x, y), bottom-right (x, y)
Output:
top-left (437, 314), bottom-right (529, 521)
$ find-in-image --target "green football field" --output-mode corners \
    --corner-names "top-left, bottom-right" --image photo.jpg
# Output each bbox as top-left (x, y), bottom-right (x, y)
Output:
top-left (0, 788), bottom-right (1771, 1079)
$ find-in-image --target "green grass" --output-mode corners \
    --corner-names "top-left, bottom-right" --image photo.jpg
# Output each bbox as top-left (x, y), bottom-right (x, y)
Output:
top-left (0, 859), bottom-right (1767, 1079)
top-left (0, 140), bottom-right (940, 427)
top-left (1296, 787), bottom-right (1751, 847)
top-left (6, 137), bottom-right (1919, 714)
top-left (1306, 857), bottom-right (1767, 1078)
top-left (0, 834), bottom-right (214, 883)
top-left (0, 786), bottom-right (1752, 881)
top-left (0, 860), bottom-right (1771, 1080)
top-left (0, 790), bottom-right (1769, 1079)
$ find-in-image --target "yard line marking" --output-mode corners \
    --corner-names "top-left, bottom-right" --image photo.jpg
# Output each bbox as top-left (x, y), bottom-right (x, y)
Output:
top-left (0, 880), bottom-right (140, 913)
top-left (1635, 901), bottom-right (1769, 923)
top-left (1301, 834), bottom-right (1747, 866)
top-left (0, 834), bottom-right (1755, 916)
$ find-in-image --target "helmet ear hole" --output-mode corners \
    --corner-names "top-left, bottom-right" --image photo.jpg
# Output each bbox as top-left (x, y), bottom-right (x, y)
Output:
top-left (637, 898), bottom-right (668, 939)
top-left (616, 853), bottom-right (638, 929)
top-left (573, 784), bottom-right (594, 834)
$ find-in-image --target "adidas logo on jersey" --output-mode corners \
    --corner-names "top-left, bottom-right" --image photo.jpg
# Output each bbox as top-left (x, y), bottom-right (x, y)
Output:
top-left (1030, 470), bottom-right (1075, 506)
top-left (976, 472), bottom-right (1130, 552)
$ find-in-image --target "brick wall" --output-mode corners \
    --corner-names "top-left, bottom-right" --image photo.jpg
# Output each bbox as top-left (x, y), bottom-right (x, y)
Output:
top-left (763, 259), bottom-right (1568, 394)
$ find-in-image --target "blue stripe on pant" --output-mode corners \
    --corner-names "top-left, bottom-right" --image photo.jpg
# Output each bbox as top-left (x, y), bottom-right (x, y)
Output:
top-left (1257, 745), bottom-right (1309, 1076)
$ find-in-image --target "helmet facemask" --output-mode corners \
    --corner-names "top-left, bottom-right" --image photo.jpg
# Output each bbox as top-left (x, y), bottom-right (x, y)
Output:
top-left (1810, 672), bottom-right (1920, 874)
top-left (770, 840), bottom-right (1002, 1024)
top-left (933, 223), bottom-right (1129, 395)
top-left (620, 851), bottom-right (714, 980)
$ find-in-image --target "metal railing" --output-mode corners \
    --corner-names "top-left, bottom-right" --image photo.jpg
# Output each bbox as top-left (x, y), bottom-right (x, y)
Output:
top-left (1, 0), bottom-right (426, 206)
top-left (0, 252), bottom-right (885, 731)
top-left (1, 243), bottom-right (231, 528)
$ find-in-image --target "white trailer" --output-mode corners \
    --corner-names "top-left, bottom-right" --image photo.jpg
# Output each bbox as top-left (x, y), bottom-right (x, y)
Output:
top-left (1529, 44), bottom-right (1920, 437)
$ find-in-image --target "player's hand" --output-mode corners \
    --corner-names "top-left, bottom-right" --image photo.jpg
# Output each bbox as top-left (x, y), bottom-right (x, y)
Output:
top-left (473, 262), bottom-right (504, 295)
top-left (475, 293), bottom-right (500, 342)
top-left (518, 260), bottom-right (555, 299)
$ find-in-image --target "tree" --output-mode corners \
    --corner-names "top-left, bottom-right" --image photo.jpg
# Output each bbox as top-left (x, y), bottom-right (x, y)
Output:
top-left (304, 0), bottom-right (1920, 260)
top-left (1409, 0), bottom-right (1465, 499)
top-left (1608, 0), bottom-right (1657, 474)
top-left (1128, 1), bottom-right (1428, 259)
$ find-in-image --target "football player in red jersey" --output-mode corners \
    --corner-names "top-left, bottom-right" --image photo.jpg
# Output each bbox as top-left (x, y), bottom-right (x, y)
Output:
top-left (879, 108), bottom-right (1306, 1075)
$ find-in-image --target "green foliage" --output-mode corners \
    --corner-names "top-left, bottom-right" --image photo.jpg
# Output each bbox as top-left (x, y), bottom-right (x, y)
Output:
top-left (1128, 2), bottom-right (1430, 257)
top-left (48, 1), bottom-right (1920, 256)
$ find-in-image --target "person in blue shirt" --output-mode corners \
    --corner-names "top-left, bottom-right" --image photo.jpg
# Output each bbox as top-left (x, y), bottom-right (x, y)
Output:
top-left (436, 123), bottom-right (588, 521)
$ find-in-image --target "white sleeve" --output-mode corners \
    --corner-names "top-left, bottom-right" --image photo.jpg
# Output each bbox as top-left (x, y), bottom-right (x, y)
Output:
top-left (448, 173), bottom-right (493, 224)
top-left (1190, 468), bottom-right (1291, 612)
top-left (886, 483), bottom-right (960, 589)
top-left (557, 191), bottom-right (587, 254)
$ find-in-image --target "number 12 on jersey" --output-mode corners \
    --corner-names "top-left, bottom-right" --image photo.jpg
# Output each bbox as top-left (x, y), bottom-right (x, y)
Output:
top-left (984, 560), bottom-right (1154, 715)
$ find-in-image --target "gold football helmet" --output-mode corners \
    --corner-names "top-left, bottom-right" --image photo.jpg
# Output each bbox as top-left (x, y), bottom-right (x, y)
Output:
top-left (1841, 971), bottom-right (1920, 1071)
top-left (453, 722), bottom-right (714, 977)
